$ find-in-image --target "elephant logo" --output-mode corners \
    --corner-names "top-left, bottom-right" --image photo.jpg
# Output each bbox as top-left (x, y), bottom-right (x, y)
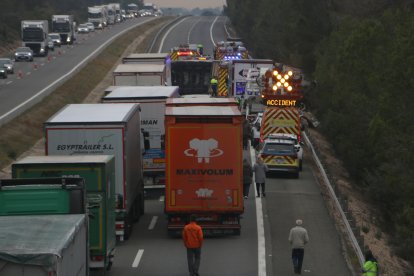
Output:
top-left (184, 138), bottom-right (224, 163)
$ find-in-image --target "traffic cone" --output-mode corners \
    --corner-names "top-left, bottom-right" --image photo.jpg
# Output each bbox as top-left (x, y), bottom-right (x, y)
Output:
top-left (33, 63), bottom-right (38, 70)
top-left (58, 50), bottom-right (62, 55)
top-left (17, 70), bottom-right (23, 79)
top-left (47, 55), bottom-right (52, 62)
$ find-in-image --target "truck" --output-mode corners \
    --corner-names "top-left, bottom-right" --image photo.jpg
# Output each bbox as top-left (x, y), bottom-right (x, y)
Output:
top-left (113, 63), bottom-right (171, 86)
top-left (227, 59), bottom-right (273, 100)
top-left (259, 66), bottom-right (304, 142)
top-left (171, 60), bottom-right (213, 95)
top-left (127, 3), bottom-right (139, 17)
top-left (88, 6), bottom-right (108, 29)
top-left (164, 105), bottom-right (244, 236)
top-left (166, 96), bottom-right (239, 107)
top-left (12, 155), bottom-right (117, 270)
top-left (0, 214), bottom-right (88, 276)
top-left (102, 86), bottom-right (180, 187)
top-left (0, 177), bottom-right (88, 276)
top-left (44, 103), bottom-right (144, 241)
top-left (122, 53), bottom-right (172, 85)
top-left (51, 15), bottom-right (76, 45)
top-left (21, 20), bottom-right (49, 56)
top-left (108, 3), bottom-right (122, 22)
top-left (106, 4), bottom-right (116, 25)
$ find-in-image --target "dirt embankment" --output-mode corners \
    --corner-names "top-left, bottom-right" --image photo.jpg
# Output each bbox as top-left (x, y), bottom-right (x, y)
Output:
top-left (306, 127), bottom-right (411, 275)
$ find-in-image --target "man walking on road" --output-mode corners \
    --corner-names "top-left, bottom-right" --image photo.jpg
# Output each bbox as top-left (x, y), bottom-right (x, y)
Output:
top-left (289, 219), bottom-right (309, 274)
top-left (183, 215), bottom-right (204, 276)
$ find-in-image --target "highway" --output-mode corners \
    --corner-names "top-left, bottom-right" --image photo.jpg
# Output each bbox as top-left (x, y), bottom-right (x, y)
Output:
top-left (96, 16), bottom-right (353, 276)
top-left (1, 15), bottom-right (354, 276)
top-left (0, 16), bottom-right (156, 126)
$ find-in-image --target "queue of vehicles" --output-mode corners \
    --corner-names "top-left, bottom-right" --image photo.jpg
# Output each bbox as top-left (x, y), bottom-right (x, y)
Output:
top-left (0, 19), bottom-right (306, 272)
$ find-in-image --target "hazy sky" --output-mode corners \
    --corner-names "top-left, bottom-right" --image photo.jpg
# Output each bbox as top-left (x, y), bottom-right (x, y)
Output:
top-left (150, 0), bottom-right (225, 9)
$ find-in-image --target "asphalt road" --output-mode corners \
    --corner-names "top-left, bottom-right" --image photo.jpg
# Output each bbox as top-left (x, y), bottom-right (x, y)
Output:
top-left (93, 16), bottom-right (353, 276)
top-left (1, 15), bottom-right (354, 276)
top-left (0, 16), bottom-right (156, 125)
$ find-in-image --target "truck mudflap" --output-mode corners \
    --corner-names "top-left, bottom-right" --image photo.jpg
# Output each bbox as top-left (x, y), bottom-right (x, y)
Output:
top-left (90, 249), bottom-right (115, 270)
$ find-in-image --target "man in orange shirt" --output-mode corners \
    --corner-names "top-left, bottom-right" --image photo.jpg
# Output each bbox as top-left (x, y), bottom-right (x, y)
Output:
top-left (182, 214), bottom-right (204, 276)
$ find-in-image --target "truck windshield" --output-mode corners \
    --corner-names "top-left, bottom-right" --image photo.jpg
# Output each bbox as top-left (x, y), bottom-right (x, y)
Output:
top-left (88, 12), bottom-right (103, 18)
top-left (52, 22), bottom-right (70, 32)
top-left (22, 28), bottom-right (43, 42)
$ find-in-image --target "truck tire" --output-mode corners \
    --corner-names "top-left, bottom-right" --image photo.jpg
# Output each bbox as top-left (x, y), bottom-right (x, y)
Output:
top-left (139, 192), bottom-right (145, 215)
top-left (69, 190), bottom-right (84, 214)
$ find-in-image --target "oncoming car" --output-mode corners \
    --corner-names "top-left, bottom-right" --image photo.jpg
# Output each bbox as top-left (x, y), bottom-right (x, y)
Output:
top-left (48, 33), bottom-right (62, 47)
top-left (85, 22), bottom-right (95, 32)
top-left (0, 66), bottom-right (7, 79)
top-left (258, 136), bottom-right (300, 178)
top-left (77, 24), bottom-right (89, 34)
top-left (0, 58), bottom-right (14, 74)
top-left (14, 47), bottom-right (33, 62)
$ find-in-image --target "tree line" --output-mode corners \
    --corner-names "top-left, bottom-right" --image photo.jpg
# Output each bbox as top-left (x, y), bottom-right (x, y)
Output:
top-left (226, 0), bottom-right (414, 265)
top-left (0, 0), bottom-right (143, 43)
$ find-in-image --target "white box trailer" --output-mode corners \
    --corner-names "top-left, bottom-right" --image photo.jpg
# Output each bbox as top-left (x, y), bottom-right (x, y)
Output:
top-left (122, 53), bottom-right (172, 85)
top-left (0, 214), bottom-right (88, 276)
top-left (102, 86), bottom-right (179, 186)
top-left (113, 63), bottom-right (171, 86)
top-left (44, 103), bottom-right (144, 241)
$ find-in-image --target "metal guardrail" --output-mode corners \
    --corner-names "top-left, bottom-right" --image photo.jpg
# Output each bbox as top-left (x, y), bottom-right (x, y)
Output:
top-left (303, 130), bottom-right (365, 267)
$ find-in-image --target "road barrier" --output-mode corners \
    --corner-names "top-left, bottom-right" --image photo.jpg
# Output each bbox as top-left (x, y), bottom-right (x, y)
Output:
top-left (303, 130), bottom-right (365, 267)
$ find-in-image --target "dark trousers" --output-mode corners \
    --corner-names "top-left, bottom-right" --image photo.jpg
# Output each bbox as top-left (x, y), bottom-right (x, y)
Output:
top-left (187, 248), bottom-right (201, 276)
top-left (256, 182), bottom-right (265, 196)
top-left (292, 248), bottom-right (304, 274)
top-left (243, 183), bottom-right (251, 197)
top-left (211, 85), bottom-right (217, 97)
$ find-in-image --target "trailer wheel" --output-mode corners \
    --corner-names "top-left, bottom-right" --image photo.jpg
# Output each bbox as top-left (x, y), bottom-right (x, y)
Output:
top-left (69, 190), bottom-right (84, 214)
top-left (106, 260), bottom-right (113, 271)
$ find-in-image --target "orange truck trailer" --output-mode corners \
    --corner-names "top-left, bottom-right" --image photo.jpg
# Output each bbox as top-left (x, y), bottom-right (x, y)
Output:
top-left (164, 105), bottom-right (244, 236)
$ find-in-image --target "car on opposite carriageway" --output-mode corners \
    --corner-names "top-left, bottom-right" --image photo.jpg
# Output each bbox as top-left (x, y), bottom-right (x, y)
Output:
top-left (14, 47), bottom-right (33, 62)
top-left (48, 33), bottom-right (62, 47)
top-left (0, 58), bottom-right (14, 74)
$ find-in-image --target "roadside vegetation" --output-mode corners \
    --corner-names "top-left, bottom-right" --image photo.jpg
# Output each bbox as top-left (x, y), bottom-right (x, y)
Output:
top-left (0, 17), bottom-right (171, 170)
top-left (226, 0), bottom-right (414, 270)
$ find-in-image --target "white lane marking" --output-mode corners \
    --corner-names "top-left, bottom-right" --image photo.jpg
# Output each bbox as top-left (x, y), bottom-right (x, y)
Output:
top-left (6, 81), bottom-right (12, 85)
top-left (26, 72), bottom-right (31, 75)
top-left (223, 17), bottom-right (231, 38)
top-left (209, 16), bottom-right (220, 47)
top-left (132, 249), bottom-right (144, 268)
top-left (187, 17), bottom-right (201, 44)
top-left (250, 147), bottom-right (267, 276)
top-left (157, 17), bottom-right (190, 53)
top-left (0, 18), bottom-right (156, 124)
top-left (148, 216), bottom-right (158, 230)
top-left (159, 195), bottom-right (165, 202)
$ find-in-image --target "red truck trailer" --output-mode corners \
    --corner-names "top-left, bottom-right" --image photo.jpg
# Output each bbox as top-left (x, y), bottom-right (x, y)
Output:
top-left (164, 105), bottom-right (244, 236)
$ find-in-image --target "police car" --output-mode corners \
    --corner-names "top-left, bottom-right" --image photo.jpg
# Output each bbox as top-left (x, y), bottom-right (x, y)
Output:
top-left (258, 134), bottom-right (301, 178)
top-left (266, 133), bottom-right (303, 170)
